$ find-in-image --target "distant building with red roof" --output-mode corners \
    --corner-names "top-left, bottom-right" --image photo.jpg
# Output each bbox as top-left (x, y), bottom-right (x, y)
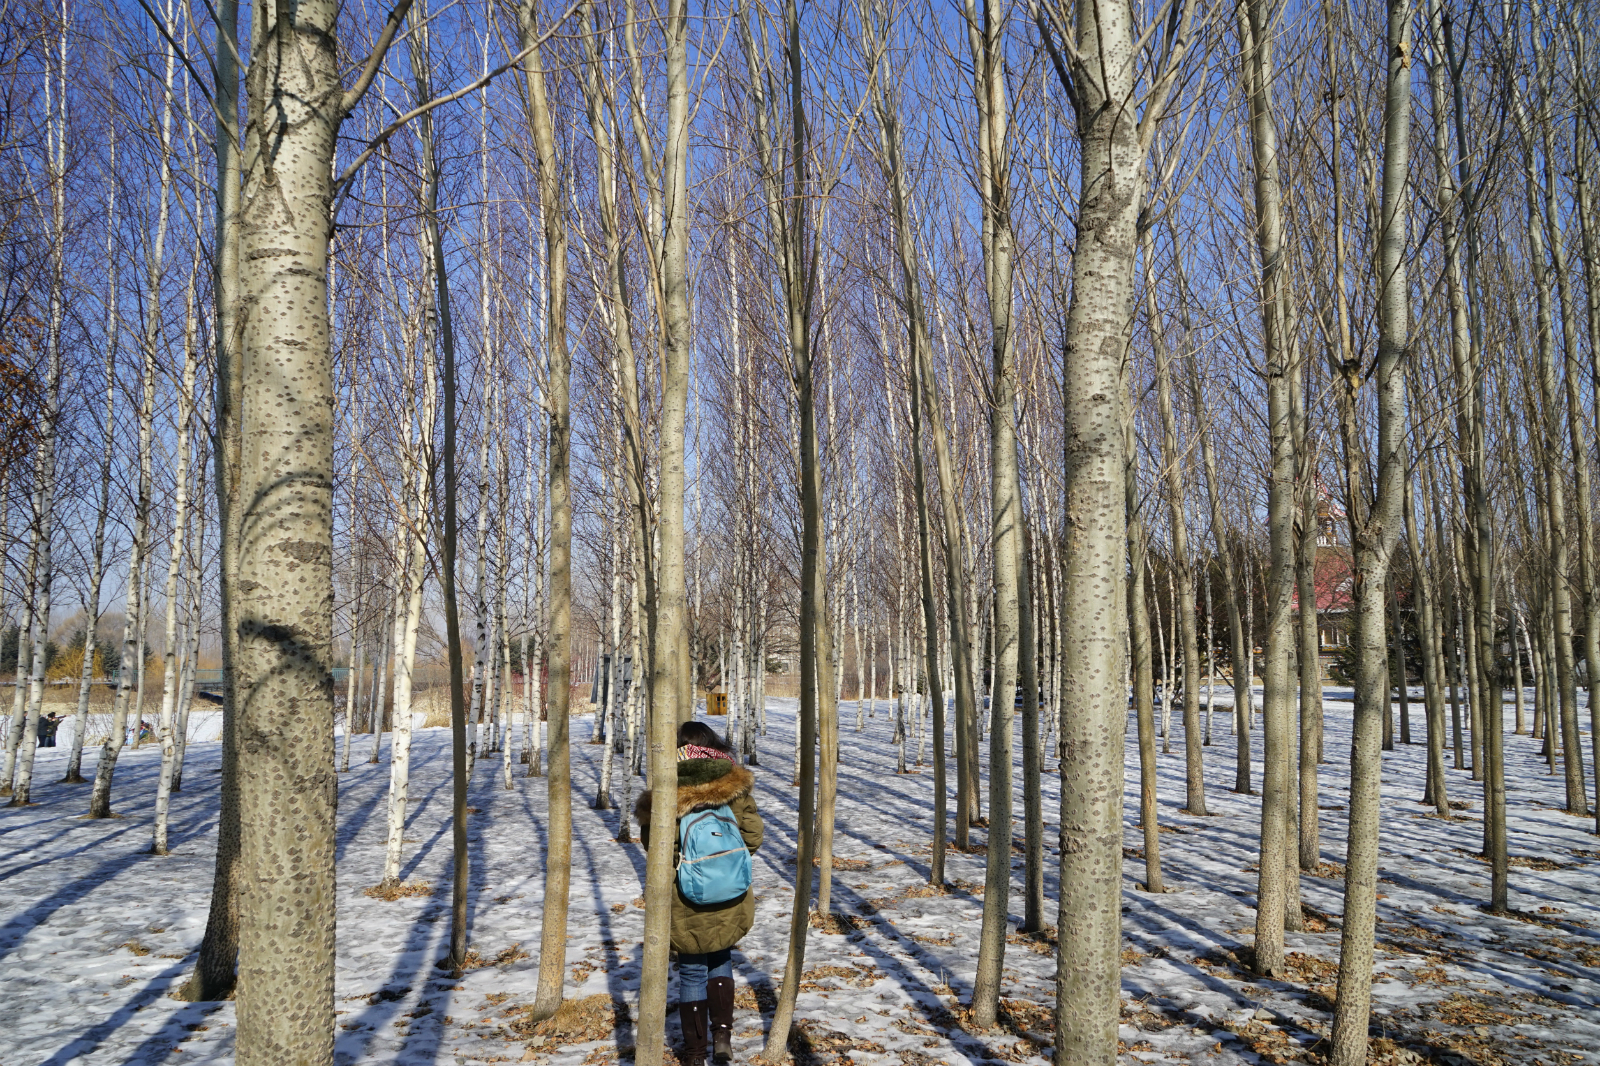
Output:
top-left (1291, 490), bottom-right (1355, 672)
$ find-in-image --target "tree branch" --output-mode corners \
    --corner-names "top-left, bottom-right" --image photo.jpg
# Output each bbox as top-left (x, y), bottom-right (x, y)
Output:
top-left (340, 0), bottom-right (418, 116)
top-left (330, 1), bottom-right (583, 229)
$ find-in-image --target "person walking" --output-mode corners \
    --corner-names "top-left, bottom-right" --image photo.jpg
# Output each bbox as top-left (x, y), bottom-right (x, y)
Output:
top-left (636, 720), bottom-right (763, 1066)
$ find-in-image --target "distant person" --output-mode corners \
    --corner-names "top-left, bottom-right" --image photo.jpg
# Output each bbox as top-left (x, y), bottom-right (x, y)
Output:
top-left (40, 712), bottom-right (60, 748)
top-left (636, 721), bottom-right (763, 1066)
top-left (138, 720), bottom-right (154, 743)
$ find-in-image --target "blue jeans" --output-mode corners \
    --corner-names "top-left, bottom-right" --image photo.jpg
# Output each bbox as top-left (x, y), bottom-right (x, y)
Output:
top-left (677, 948), bottom-right (732, 1002)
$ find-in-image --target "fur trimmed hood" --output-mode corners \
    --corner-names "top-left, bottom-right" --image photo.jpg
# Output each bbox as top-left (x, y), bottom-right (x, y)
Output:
top-left (634, 760), bottom-right (754, 827)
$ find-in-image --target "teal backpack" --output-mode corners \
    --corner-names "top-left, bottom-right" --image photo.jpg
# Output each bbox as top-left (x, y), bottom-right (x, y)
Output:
top-left (677, 804), bottom-right (753, 905)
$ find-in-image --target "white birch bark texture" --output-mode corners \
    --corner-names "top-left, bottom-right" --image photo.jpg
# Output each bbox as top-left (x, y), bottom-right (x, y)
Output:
top-left (230, 0), bottom-right (411, 1058)
top-left (152, 270), bottom-right (198, 851)
top-left (174, 512), bottom-right (206, 791)
top-left (383, 381), bottom-right (433, 885)
top-left (1329, 1), bottom-right (1412, 1061)
top-left (66, 288), bottom-right (117, 784)
top-left (88, 14), bottom-right (176, 814)
top-left (498, 389), bottom-right (516, 790)
top-left (470, 376), bottom-right (494, 769)
top-left (4, 534), bottom-right (38, 795)
top-left (9, 8), bottom-right (69, 806)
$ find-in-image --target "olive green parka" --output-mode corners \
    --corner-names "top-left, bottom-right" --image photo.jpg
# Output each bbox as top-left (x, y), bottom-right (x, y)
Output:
top-left (635, 758), bottom-right (763, 955)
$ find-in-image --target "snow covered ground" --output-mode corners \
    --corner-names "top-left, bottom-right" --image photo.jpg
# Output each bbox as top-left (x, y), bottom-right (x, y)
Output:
top-left (2, 688), bottom-right (1596, 1066)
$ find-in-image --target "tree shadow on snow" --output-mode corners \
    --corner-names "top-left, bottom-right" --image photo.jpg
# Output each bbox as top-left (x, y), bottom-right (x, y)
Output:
top-left (397, 776), bottom-right (457, 883)
top-left (816, 879), bottom-right (991, 1066)
top-left (580, 830), bottom-right (641, 1055)
top-left (31, 958), bottom-right (194, 1066)
top-left (333, 773), bottom-right (388, 865)
top-left (0, 814), bottom-right (214, 964)
top-left (335, 891), bottom-right (451, 1059)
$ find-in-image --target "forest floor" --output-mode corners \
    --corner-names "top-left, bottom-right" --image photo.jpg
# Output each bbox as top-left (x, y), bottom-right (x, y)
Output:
top-left (1, 687), bottom-right (1597, 1066)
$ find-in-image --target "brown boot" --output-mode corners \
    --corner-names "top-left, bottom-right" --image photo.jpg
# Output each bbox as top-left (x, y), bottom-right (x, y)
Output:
top-left (707, 977), bottom-right (735, 1063)
top-left (678, 1000), bottom-right (709, 1066)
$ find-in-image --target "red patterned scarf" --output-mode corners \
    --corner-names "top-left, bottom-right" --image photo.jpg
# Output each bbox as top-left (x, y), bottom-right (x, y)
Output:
top-left (677, 743), bottom-right (732, 763)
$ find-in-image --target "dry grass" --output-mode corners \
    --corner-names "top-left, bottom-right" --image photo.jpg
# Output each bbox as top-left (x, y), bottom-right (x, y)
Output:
top-left (809, 911), bottom-right (871, 935)
top-left (783, 855), bottom-right (873, 870)
top-left (733, 984), bottom-right (778, 1016)
top-left (459, 943), bottom-right (531, 970)
top-left (363, 880), bottom-right (432, 901)
top-left (782, 1019), bottom-right (887, 1065)
top-left (508, 993), bottom-right (626, 1048)
top-left (797, 963), bottom-right (879, 990)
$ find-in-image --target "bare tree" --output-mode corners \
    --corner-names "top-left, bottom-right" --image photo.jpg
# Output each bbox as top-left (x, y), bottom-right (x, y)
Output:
top-left (1329, 1), bottom-right (1414, 1060)
top-left (516, 0), bottom-right (576, 1020)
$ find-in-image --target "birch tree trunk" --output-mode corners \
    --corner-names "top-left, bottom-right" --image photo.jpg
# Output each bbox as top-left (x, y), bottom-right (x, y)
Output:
top-left (174, 509), bottom-right (205, 792)
top-left (1186, 321), bottom-right (1253, 792)
top-left (497, 388), bottom-right (516, 791)
top-left (381, 289), bottom-right (434, 891)
top-left (910, 339), bottom-right (948, 887)
top-left (1018, 522), bottom-right (1044, 930)
top-left (1531, 15), bottom-right (1592, 824)
top-left (1404, 471), bottom-right (1448, 814)
top-left (469, 377), bottom-right (494, 770)
top-left (65, 200), bottom-right (118, 785)
top-left (1294, 360), bottom-right (1322, 869)
top-left (9, 15), bottom-right (67, 804)
top-left (152, 269), bottom-right (199, 850)
top-left (88, 9), bottom-right (177, 814)
top-left (1518, 96), bottom-right (1585, 816)
top-left (864, 3), bottom-right (963, 870)
top-left (1571, 55), bottom-right (1600, 832)
top-left (4, 535), bottom-right (37, 795)
top-left (369, 592), bottom-right (394, 764)
top-left (401, 12), bottom-right (473, 969)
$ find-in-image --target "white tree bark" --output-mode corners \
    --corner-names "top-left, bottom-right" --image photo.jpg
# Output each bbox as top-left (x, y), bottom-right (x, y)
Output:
top-left (382, 383), bottom-right (434, 885)
top-left (88, 3), bottom-right (177, 814)
top-left (64, 146), bottom-right (118, 784)
top-left (152, 263), bottom-right (200, 851)
top-left (8, 11), bottom-right (68, 805)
